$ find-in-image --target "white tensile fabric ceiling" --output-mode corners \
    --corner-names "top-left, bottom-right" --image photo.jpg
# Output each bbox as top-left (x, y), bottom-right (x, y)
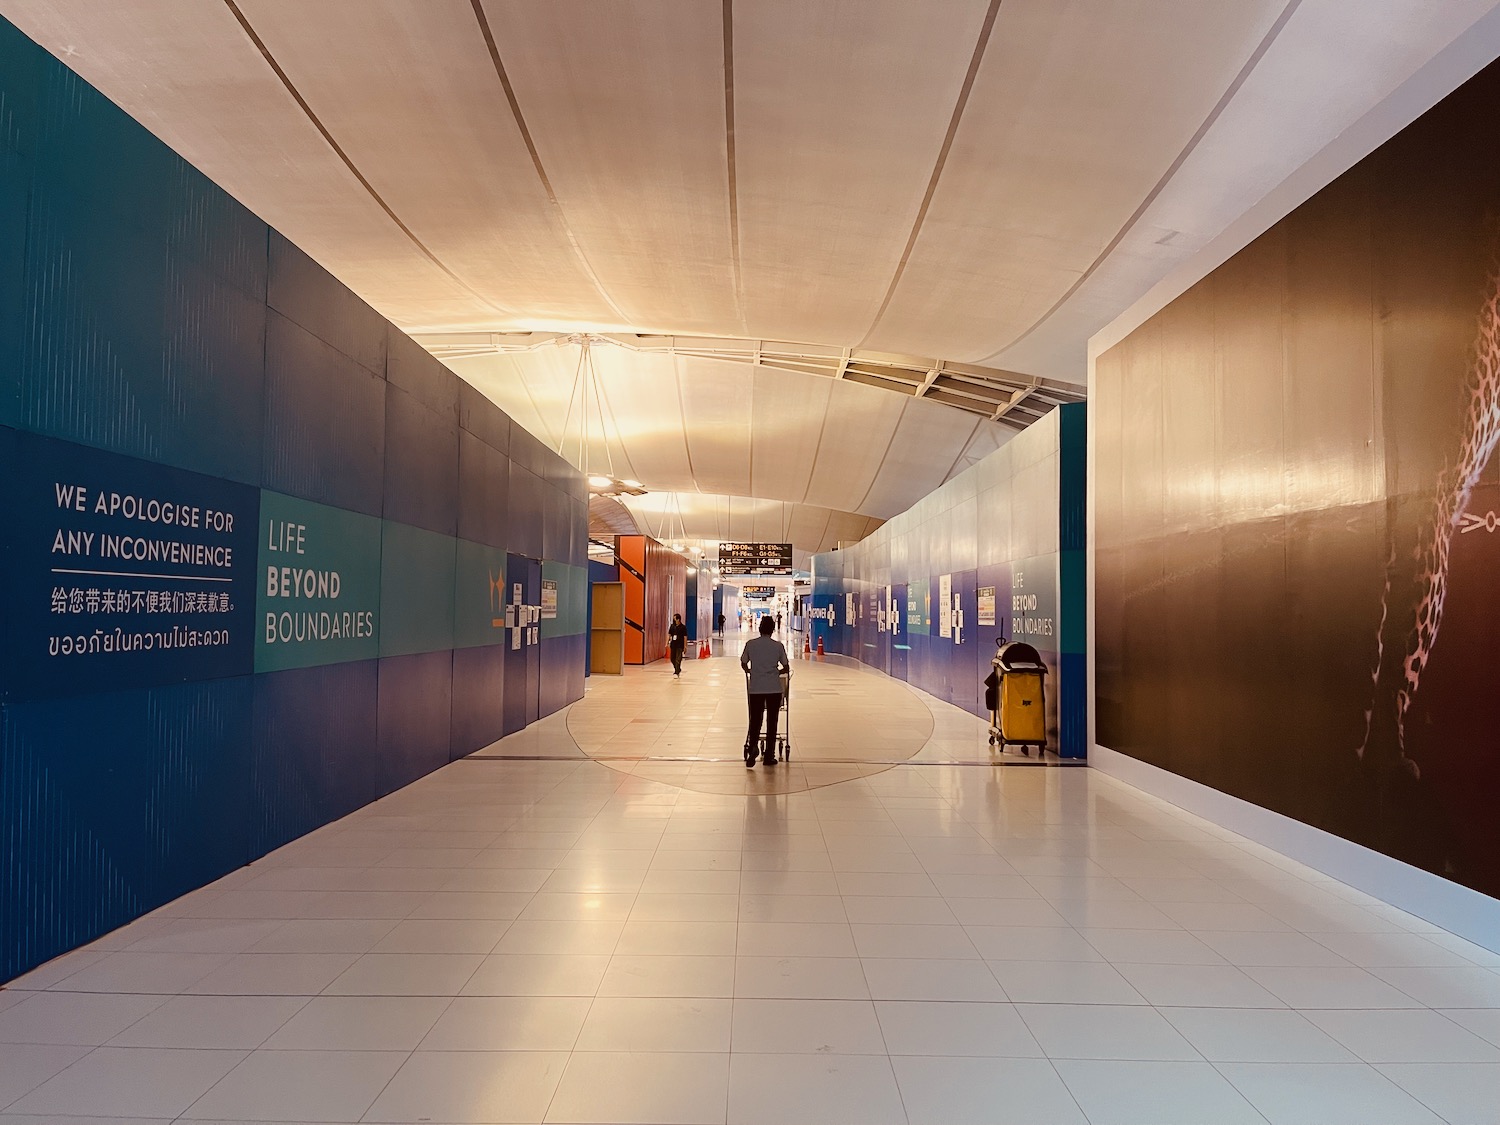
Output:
top-left (6, 0), bottom-right (1500, 557)
top-left (450, 339), bottom-right (1007, 561)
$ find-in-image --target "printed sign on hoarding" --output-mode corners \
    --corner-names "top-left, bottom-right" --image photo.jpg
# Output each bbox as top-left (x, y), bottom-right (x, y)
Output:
top-left (4, 429), bottom-right (259, 701)
top-left (1009, 557), bottom-right (1057, 642)
top-left (255, 491), bottom-right (381, 672)
top-left (541, 578), bottom-right (558, 619)
top-left (977, 585), bottom-right (997, 627)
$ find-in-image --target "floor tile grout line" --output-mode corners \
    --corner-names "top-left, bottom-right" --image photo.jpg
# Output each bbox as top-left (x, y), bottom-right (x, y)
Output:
top-left (533, 765), bottom-right (656, 1125)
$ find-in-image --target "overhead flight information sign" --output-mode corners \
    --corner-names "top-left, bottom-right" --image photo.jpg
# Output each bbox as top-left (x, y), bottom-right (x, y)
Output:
top-left (720, 542), bottom-right (793, 575)
top-left (740, 584), bottom-right (778, 599)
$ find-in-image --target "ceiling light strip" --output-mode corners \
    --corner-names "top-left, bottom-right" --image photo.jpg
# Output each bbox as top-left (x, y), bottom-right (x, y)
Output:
top-left (220, 0), bottom-right (517, 320)
top-left (467, 0), bottom-right (633, 326)
top-left (856, 0), bottom-right (1005, 348)
top-left (999, 0), bottom-right (1307, 358)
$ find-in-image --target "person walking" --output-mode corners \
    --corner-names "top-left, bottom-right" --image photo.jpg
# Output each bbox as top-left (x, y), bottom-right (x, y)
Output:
top-left (716, 612), bottom-right (726, 637)
top-left (668, 613), bottom-right (688, 677)
top-left (775, 611), bottom-right (783, 633)
top-left (741, 615), bottom-right (791, 765)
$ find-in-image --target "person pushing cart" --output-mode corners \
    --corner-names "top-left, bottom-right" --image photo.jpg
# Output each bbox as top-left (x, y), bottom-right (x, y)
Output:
top-left (741, 615), bottom-right (791, 766)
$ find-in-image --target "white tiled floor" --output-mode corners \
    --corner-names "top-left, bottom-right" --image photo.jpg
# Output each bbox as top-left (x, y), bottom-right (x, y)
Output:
top-left (3, 651), bottom-right (1500, 1122)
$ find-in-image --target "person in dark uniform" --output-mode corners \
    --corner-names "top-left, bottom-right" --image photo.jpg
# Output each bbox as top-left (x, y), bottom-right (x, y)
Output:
top-left (741, 615), bottom-right (791, 765)
top-left (775, 611), bottom-right (783, 632)
top-left (716, 612), bottom-right (726, 637)
top-left (668, 613), bottom-right (688, 676)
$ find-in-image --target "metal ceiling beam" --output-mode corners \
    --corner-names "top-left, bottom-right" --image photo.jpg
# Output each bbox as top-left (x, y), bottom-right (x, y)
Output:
top-left (411, 330), bottom-right (1085, 435)
top-left (992, 379), bottom-right (1040, 422)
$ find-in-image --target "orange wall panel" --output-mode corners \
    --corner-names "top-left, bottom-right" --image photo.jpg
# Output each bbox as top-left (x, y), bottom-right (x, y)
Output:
top-left (616, 534), bottom-right (687, 664)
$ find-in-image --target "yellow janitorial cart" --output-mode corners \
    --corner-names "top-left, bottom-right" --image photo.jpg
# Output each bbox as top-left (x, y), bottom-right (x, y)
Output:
top-left (985, 639), bottom-right (1048, 756)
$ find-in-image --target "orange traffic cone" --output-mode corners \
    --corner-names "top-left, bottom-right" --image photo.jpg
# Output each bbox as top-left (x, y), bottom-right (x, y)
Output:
top-left (803, 634), bottom-right (811, 654)
top-left (699, 639), bottom-right (710, 659)
top-left (816, 636), bottom-right (825, 659)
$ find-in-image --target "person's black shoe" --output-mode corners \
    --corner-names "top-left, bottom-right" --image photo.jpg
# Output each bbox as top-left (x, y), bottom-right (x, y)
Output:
top-left (744, 743), bottom-right (756, 767)
top-left (762, 755), bottom-right (777, 766)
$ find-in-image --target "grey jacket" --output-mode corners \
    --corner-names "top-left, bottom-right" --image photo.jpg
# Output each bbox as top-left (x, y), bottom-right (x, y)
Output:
top-left (741, 635), bottom-right (791, 694)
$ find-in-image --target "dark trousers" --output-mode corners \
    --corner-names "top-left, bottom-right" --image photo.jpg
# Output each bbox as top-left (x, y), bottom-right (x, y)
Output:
top-left (747, 692), bottom-right (781, 757)
top-left (670, 645), bottom-right (684, 673)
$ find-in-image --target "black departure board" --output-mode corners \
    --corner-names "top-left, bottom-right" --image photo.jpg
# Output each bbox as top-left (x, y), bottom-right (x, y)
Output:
top-left (720, 542), bottom-right (793, 574)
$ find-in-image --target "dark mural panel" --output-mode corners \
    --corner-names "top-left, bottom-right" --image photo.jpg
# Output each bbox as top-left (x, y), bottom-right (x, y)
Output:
top-left (451, 643), bottom-right (506, 757)
top-left (459, 380), bottom-right (511, 454)
top-left (376, 651), bottom-right (455, 797)
top-left (1097, 58), bottom-right (1500, 898)
top-left (0, 676), bottom-right (254, 981)
top-left (508, 463), bottom-right (546, 560)
top-left (262, 311), bottom-right (387, 518)
top-left (266, 233), bottom-right (387, 377)
top-left (386, 326), bottom-right (459, 416)
top-left (383, 382), bottom-right (459, 535)
top-left (33, 63), bottom-right (176, 240)
top-left (250, 661), bottom-right (379, 856)
top-left (458, 429), bottom-right (512, 549)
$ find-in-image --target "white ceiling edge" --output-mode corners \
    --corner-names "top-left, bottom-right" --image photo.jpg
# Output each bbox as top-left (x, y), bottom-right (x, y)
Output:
top-left (1087, 1), bottom-right (1500, 371)
top-left (998, 0), bottom-right (1500, 384)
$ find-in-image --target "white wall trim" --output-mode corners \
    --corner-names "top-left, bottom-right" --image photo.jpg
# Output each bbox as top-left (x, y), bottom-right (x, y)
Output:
top-left (1090, 744), bottom-right (1500, 954)
top-left (1088, 2), bottom-right (1500, 365)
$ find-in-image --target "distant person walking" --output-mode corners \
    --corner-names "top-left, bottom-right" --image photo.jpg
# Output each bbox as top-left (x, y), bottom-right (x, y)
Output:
top-left (668, 613), bottom-right (688, 677)
top-left (775, 611), bottom-right (783, 633)
top-left (716, 613), bottom-right (726, 637)
top-left (741, 615), bottom-right (791, 765)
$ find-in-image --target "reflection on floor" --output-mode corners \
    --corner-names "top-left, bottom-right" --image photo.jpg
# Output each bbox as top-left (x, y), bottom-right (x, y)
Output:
top-left (498, 628), bottom-right (1064, 795)
top-left (1, 743), bottom-right (1497, 1123)
top-left (565, 632), bottom-right (938, 794)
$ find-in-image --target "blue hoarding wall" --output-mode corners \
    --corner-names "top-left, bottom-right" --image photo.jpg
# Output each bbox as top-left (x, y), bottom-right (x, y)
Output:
top-left (810, 404), bottom-right (1086, 757)
top-left (0, 14), bottom-right (587, 982)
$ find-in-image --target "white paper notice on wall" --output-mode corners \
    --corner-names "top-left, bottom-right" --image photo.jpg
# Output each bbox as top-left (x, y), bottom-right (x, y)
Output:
top-left (511, 626), bottom-right (521, 651)
top-left (939, 574), bottom-right (953, 638)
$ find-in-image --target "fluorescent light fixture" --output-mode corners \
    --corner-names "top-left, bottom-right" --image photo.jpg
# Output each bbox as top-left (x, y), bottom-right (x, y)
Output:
top-left (622, 479), bottom-right (642, 489)
top-left (588, 475), bottom-right (612, 488)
